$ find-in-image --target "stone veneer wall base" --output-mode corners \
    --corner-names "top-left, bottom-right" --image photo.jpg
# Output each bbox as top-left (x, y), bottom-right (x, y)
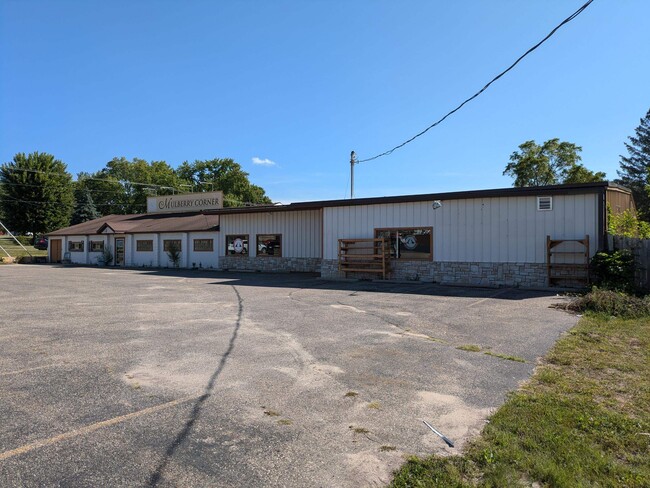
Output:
top-left (320, 259), bottom-right (548, 288)
top-left (221, 256), bottom-right (322, 273)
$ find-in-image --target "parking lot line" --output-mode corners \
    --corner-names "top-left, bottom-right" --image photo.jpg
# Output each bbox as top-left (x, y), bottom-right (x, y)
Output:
top-left (0, 395), bottom-right (200, 462)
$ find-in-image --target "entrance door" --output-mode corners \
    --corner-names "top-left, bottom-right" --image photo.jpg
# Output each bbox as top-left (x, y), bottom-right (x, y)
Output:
top-left (115, 238), bottom-right (125, 266)
top-left (50, 239), bottom-right (62, 263)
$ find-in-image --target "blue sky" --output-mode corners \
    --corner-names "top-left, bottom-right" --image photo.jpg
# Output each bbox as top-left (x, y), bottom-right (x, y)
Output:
top-left (1, 1), bottom-right (649, 203)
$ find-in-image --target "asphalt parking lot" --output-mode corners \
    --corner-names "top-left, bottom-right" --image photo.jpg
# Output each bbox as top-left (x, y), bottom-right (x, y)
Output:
top-left (0, 265), bottom-right (578, 487)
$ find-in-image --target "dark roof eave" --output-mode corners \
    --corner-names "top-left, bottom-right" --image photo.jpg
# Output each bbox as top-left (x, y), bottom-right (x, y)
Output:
top-left (47, 225), bottom-right (220, 237)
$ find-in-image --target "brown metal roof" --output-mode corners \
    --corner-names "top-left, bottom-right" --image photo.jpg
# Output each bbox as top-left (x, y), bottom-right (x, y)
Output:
top-left (47, 212), bottom-right (220, 236)
top-left (207, 181), bottom-right (629, 216)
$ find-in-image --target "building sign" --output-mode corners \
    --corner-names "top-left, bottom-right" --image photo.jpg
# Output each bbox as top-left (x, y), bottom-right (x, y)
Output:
top-left (147, 191), bottom-right (224, 214)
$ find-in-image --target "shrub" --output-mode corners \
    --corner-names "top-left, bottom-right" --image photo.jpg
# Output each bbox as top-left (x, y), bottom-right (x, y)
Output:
top-left (566, 288), bottom-right (650, 318)
top-left (590, 250), bottom-right (635, 293)
top-left (608, 208), bottom-right (650, 238)
top-left (166, 241), bottom-right (181, 268)
top-left (102, 245), bottom-right (113, 264)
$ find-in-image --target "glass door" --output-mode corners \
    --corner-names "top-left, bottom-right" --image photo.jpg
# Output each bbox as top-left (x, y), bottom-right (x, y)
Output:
top-left (115, 238), bottom-right (125, 266)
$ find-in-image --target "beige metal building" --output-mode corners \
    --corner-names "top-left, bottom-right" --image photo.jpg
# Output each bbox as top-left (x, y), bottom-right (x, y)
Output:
top-left (48, 182), bottom-right (634, 288)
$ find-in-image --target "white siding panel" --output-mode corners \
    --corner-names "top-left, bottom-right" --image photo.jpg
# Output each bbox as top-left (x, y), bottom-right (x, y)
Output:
top-left (219, 210), bottom-right (322, 258)
top-left (188, 232), bottom-right (219, 269)
top-left (66, 235), bottom-right (87, 264)
top-left (131, 233), bottom-right (159, 267)
top-left (159, 233), bottom-right (186, 268)
top-left (87, 235), bottom-right (108, 265)
top-left (323, 194), bottom-right (599, 262)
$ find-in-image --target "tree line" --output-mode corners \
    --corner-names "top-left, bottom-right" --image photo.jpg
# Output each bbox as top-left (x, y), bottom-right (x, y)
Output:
top-left (1, 108), bottom-right (649, 241)
top-left (502, 107), bottom-right (650, 221)
top-left (0, 156), bottom-right (272, 241)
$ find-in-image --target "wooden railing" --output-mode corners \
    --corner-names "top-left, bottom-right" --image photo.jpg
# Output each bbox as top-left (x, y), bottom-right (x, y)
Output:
top-left (338, 238), bottom-right (391, 279)
top-left (546, 235), bottom-right (589, 287)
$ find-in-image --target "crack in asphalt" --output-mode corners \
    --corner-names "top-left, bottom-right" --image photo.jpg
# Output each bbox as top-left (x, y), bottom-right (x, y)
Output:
top-left (147, 284), bottom-right (244, 487)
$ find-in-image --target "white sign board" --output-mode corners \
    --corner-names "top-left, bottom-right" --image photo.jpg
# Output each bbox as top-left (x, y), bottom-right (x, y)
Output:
top-left (147, 191), bottom-right (224, 214)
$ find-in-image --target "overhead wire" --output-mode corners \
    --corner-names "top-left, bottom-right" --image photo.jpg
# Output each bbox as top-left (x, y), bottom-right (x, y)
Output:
top-left (1, 167), bottom-right (273, 208)
top-left (0, 195), bottom-right (146, 209)
top-left (357, 0), bottom-right (595, 163)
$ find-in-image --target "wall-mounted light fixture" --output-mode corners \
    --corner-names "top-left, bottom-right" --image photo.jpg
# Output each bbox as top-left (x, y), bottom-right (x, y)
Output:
top-left (432, 200), bottom-right (442, 209)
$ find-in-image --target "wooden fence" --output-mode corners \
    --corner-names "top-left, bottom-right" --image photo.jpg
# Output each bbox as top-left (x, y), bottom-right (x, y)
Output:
top-left (608, 235), bottom-right (650, 290)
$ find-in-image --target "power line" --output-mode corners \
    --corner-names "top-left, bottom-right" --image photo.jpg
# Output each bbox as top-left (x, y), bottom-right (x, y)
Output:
top-left (2, 167), bottom-right (177, 191)
top-left (0, 195), bottom-right (146, 209)
top-left (357, 0), bottom-right (595, 164)
top-left (1, 167), bottom-right (273, 207)
top-left (1, 185), bottom-right (272, 210)
top-left (0, 194), bottom-right (270, 212)
top-left (0, 180), bottom-right (137, 195)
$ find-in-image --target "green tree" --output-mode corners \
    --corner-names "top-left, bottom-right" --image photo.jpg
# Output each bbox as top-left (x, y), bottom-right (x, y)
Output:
top-left (617, 108), bottom-right (650, 220)
top-left (78, 157), bottom-right (181, 215)
top-left (71, 187), bottom-right (100, 225)
top-left (0, 152), bottom-right (74, 239)
top-left (503, 139), bottom-right (605, 187)
top-left (563, 164), bottom-right (606, 184)
top-left (176, 158), bottom-right (272, 207)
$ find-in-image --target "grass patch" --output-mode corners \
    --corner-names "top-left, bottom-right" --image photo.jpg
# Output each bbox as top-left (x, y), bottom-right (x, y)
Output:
top-left (483, 351), bottom-right (526, 363)
top-left (344, 391), bottom-right (358, 398)
top-left (456, 344), bottom-right (481, 352)
top-left (351, 426), bottom-right (370, 435)
top-left (368, 401), bottom-right (382, 410)
top-left (0, 237), bottom-right (47, 259)
top-left (390, 314), bottom-right (650, 487)
top-left (380, 445), bottom-right (397, 452)
top-left (263, 410), bottom-right (280, 417)
top-left (277, 419), bottom-right (293, 426)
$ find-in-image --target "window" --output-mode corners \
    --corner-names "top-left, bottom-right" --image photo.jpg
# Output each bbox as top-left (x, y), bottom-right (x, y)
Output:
top-left (137, 240), bottom-right (154, 252)
top-left (374, 227), bottom-right (432, 260)
top-left (68, 241), bottom-right (84, 252)
top-left (256, 234), bottom-right (282, 257)
top-left (193, 239), bottom-right (214, 252)
top-left (226, 235), bottom-right (249, 256)
top-left (537, 196), bottom-right (553, 211)
top-left (90, 240), bottom-right (104, 252)
top-left (163, 240), bottom-right (182, 252)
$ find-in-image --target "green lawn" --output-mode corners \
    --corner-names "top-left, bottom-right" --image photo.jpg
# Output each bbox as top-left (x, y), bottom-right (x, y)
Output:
top-left (390, 313), bottom-right (650, 487)
top-left (0, 237), bottom-right (47, 260)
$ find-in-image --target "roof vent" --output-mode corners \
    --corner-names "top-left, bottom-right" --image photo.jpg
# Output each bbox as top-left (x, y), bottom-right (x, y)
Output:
top-left (537, 196), bottom-right (553, 211)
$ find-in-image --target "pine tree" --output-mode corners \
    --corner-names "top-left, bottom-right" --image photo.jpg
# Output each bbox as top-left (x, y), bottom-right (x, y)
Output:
top-left (617, 108), bottom-right (650, 220)
top-left (71, 187), bottom-right (101, 225)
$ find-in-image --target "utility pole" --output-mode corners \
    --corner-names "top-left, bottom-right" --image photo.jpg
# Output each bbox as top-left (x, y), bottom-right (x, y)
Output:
top-left (350, 150), bottom-right (357, 199)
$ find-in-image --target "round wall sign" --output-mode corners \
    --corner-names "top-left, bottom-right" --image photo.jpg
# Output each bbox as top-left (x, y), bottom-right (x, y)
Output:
top-left (402, 235), bottom-right (417, 250)
top-left (233, 238), bottom-right (244, 254)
